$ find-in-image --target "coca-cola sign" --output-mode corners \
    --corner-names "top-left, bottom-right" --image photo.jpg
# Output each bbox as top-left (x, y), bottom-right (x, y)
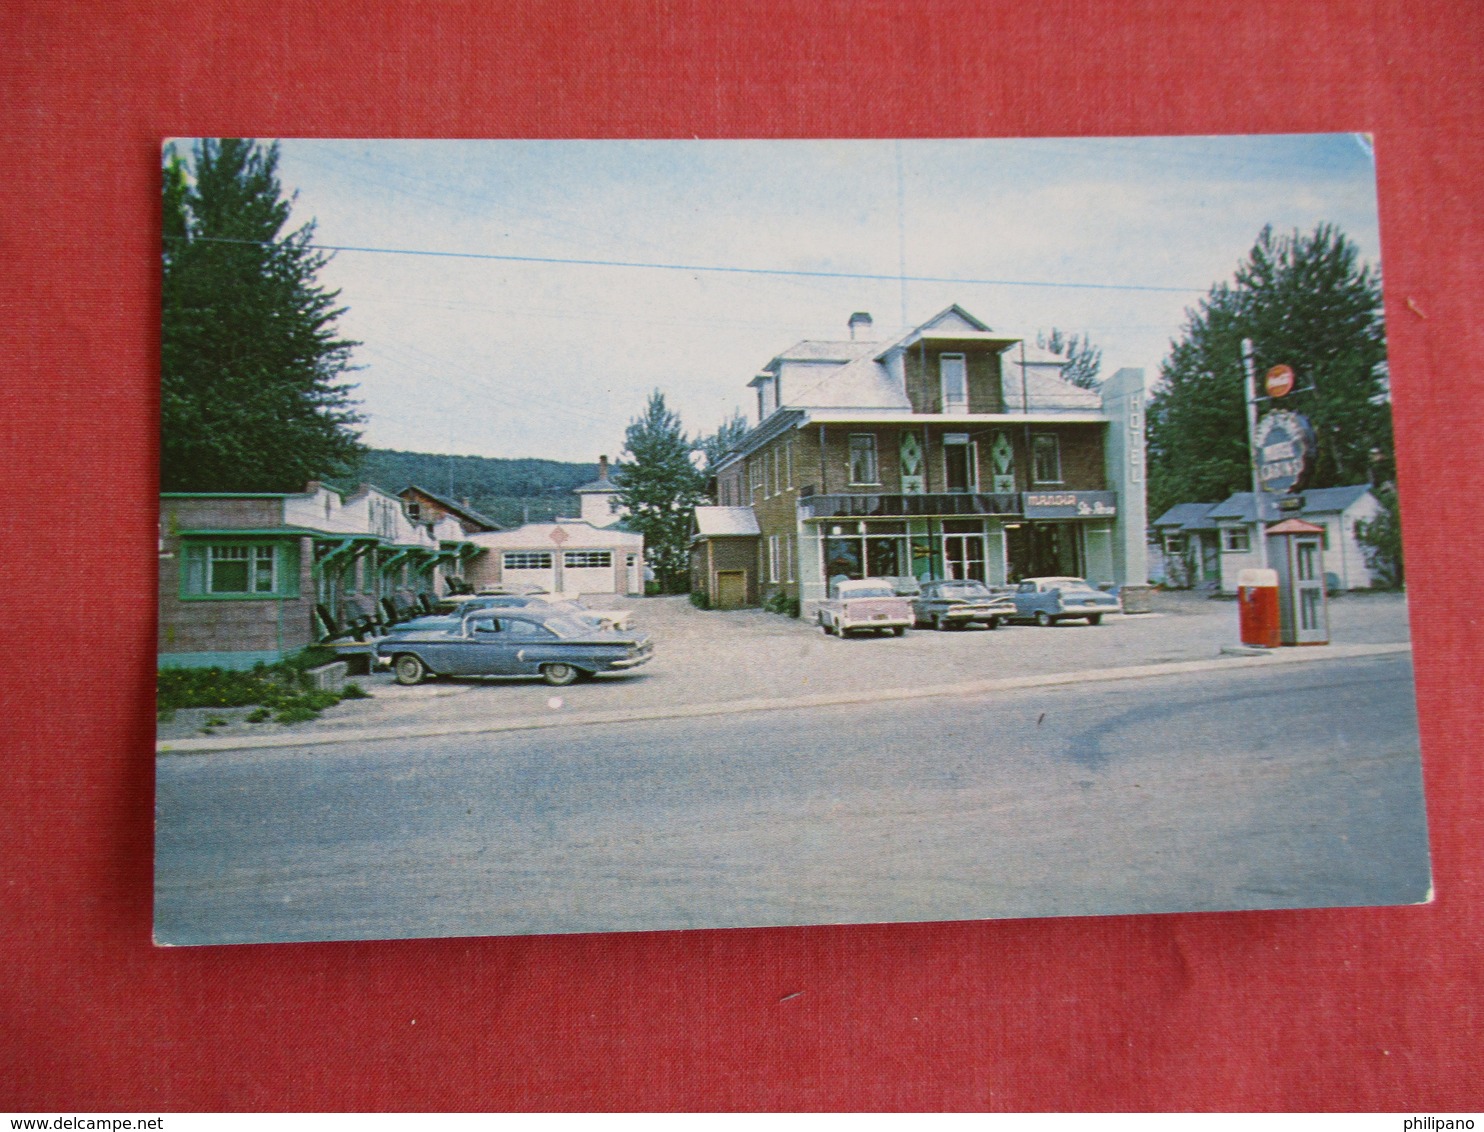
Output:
top-left (1255, 410), bottom-right (1316, 494)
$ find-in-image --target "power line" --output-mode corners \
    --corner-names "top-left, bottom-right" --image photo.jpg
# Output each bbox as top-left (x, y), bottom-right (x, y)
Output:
top-left (167, 234), bottom-right (1202, 295)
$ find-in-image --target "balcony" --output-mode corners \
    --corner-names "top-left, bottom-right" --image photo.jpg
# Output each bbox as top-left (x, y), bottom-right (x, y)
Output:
top-left (797, 489), bottom-right (1118, 521)
top-left (799, 491), bottom-right (1022, 520)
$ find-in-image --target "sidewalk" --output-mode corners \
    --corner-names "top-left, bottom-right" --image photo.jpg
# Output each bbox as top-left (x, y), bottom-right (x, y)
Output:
top-left (158, 589), bottom-right (1413, 752)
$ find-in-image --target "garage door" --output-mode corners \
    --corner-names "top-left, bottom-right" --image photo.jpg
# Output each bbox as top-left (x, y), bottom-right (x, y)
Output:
top-left (501, 550), bottom-right (558, 592)
top-left (562, 550), bottom-right (615, 595)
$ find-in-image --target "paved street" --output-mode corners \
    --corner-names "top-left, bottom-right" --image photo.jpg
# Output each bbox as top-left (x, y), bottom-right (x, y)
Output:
top-left (157, 589), bottom-right (1414, 747)
top-left (155, 652), bottom-right (1431, 945)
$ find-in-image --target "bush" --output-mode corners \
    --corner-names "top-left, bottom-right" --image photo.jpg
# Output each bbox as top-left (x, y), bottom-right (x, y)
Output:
top-left (688, 589), bottom-right (711, 610)
top-left (763, 590), bottom-right (801, 618)
top-left (1355, 484), bottom-right (1404, 588)
top-left (157, 649), bottom-right (369, 722)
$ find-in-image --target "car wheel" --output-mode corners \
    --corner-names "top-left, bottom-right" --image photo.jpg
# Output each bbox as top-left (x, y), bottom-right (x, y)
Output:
top-left (541, 662), bottom-right (581, 687)
top-left (1035, 610), bottom-right (1053, 627)
top-left (1087, 614), bottom-right (1103, 626)
top-left (932, 614), bottom-right (946, 631)
top-left (892, 626), bottom-right (906, 637)
top-left (986, 617), bottom-right (999, 630)
top-left (393, 654), bottom-right (427, 686)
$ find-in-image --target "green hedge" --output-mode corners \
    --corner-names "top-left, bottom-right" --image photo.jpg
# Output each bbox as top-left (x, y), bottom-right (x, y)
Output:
top-left (157, 649), bottom-right (367, 724)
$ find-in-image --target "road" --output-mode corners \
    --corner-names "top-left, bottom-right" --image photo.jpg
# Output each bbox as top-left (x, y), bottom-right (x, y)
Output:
top-left (155, 654), bottom-right (1432, 944)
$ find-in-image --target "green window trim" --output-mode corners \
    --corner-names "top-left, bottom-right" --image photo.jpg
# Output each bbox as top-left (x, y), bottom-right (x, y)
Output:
top-left (179, 540), bottom-right (300, 601)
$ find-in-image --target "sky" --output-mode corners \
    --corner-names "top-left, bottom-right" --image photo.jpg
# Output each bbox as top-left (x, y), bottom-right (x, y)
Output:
top-left (251, 135), bottom-right (1383, 464)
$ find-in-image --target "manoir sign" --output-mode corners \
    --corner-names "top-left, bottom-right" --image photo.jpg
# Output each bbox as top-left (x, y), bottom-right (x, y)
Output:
top-left (1023, 490), bottom-right (1118, 519)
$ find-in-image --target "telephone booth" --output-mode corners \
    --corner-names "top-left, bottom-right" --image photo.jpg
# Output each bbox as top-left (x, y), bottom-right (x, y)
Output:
top-left (1266, 517), bottom-right (1329, 646)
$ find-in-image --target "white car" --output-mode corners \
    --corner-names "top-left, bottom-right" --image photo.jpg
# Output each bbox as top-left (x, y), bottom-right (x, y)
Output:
top-left (817, 578), bottom-right (914, 638)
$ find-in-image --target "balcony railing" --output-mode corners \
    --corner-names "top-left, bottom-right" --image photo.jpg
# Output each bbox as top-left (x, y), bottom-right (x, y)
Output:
top-left (798, 490), bottom-right (1118, 520)
top-left (799, 492), bottom-right (1023, 519)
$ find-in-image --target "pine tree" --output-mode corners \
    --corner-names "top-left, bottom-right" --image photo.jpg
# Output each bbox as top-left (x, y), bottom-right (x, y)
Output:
top-left (161, 139), bottom-right (364, 492)
top-left (698, 409), bottom-right (750, 471)
top-left (615, 392), bottom-right (706, 592)
top-left (1146, 224), bottom-right (1390, 518)
top-left (1037, 328), bottom-right (1103, 389)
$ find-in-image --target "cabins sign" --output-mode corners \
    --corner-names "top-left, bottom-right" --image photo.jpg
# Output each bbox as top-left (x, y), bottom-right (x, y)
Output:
top-left (1255, 410), bottom-right (1316, 494)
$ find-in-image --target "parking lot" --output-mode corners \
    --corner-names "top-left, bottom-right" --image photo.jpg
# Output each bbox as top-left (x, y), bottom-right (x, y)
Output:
top-left (157, 589), bottom-right (1413, 747)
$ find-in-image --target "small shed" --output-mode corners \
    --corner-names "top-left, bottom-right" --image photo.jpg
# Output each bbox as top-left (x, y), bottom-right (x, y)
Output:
top-left (1150, 501), bottom-right (1221, 588)
top-left (690, 506), bottom-right (762, 608)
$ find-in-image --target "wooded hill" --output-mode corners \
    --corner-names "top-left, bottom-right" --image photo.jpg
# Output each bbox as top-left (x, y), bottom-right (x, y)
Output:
top-left (346, 449), bottom-right (598, 529)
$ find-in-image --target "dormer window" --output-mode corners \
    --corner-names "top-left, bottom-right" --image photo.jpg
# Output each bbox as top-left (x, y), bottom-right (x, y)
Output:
top-left (940, 354), bottom-right (967, 414)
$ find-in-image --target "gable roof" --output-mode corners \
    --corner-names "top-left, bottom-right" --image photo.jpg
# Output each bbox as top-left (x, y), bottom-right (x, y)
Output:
top-left (399, 485), bottom-right (501, 531)
top-left (693, 506), bottom-right (761, 538)
top-left (1152, 502), bottom-right (1220, 531)
top-left (1208, 485), bottom-right (1376, 524)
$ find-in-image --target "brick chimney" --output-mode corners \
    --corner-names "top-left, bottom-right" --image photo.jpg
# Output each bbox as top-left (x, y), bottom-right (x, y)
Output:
top-left (598, 454), bottom-right (609, 482)
top-left (848, 311), bottom-right (873, 340)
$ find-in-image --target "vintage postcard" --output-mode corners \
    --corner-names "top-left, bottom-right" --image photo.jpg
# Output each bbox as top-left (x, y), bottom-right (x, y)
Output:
top-left (155, 136), bottom-right (1429, 944)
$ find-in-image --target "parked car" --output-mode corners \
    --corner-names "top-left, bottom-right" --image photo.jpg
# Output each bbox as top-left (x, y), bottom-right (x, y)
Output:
top-left (431, 593), bottom-right (634, 630)
top-left (886, 576), bottom-right (923, 598)
top-left (817, 578), bottom-right (914, 637)
top-left (375, 608), bottom-right (654, 687)
top-left (912, 578), bottom-right (1018, 630)
top-left (1009, 577), bottom-right (1121, 626)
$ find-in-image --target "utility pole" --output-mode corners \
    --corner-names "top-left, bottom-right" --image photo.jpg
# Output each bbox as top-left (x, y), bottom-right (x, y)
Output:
top-left (1242, 338), bottom-right (1269, 569)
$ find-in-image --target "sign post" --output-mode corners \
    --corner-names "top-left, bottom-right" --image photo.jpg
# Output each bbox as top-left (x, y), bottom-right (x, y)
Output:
top-left (1241, 339), bottom-right (1268, 569)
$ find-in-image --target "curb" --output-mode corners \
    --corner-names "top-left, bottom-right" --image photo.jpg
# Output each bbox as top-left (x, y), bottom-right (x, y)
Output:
top-left (157, 641), bottom-right (1413, 755)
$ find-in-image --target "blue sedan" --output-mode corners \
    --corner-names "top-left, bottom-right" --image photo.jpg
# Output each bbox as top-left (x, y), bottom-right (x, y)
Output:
top-left (1010, 577), bottom-right (1121, 626)
top-left (375, 608), bottom-right (654, 686)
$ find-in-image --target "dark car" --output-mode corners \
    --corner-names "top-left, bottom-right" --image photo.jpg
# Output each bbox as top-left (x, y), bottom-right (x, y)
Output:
top-left (374, 608), bottom-right (654, 687)
top-left (912, 578), bottom-right (1018, 630)
top-left (1009, 577), bottom-right (1121, 626)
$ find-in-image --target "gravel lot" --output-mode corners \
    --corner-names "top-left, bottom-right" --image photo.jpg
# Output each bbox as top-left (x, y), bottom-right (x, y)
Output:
top-left (158, 588), bottom-right (1413, 742)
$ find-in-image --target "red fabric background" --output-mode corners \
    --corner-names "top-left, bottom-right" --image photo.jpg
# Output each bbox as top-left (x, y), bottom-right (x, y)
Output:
top-left (3, 0), bottom-right (1480, 1111)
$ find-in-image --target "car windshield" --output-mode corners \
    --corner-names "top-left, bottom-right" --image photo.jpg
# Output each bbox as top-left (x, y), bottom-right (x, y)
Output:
top-left (842, 585), bottom-right (895, 599)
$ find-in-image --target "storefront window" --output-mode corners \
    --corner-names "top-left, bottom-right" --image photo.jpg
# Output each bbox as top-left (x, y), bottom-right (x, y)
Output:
top-left (822, 520), bottom-right (908, 583)
top-left (1006, 521), bottom-right (1084, 581)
